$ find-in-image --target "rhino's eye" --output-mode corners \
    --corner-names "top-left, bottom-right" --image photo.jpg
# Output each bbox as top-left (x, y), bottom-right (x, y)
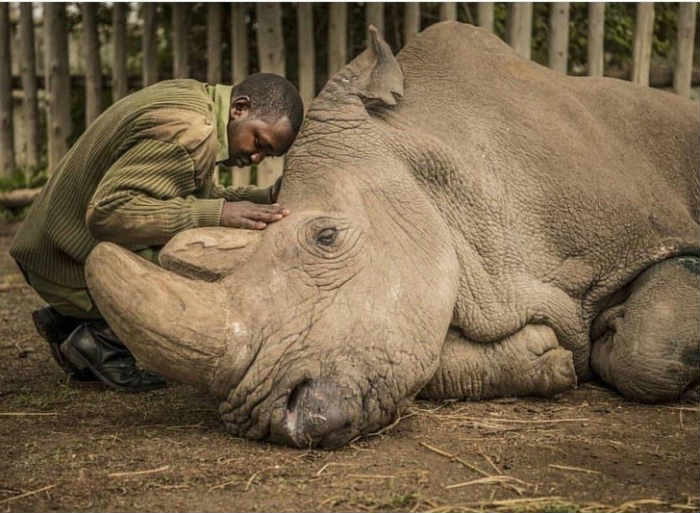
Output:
top-left (300, 216), bottom-right (355, 259)
top-left (316, 227), bottom-right (338, 246)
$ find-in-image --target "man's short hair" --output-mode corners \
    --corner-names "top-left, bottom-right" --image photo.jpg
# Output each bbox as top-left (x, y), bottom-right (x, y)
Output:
top-left (232, 73), bottom-right (304, 134)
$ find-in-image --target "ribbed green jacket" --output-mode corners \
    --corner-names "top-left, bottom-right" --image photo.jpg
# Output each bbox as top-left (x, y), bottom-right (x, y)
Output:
top-left (10, 79), bottom-right (273, 288)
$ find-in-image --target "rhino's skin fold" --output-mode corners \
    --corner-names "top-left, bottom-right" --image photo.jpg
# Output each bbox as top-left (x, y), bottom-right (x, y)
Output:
top-left (86, 22), bottom-right (699, 448)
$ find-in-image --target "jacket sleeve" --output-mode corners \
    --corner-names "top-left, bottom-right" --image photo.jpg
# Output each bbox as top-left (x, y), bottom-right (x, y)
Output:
top-left (86, 138), bottom-right (224, 249)
top-left (208, 181), bottom-right (274, 204)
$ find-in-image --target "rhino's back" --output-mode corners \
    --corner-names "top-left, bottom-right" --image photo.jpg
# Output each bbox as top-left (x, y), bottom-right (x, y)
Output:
top-left (396, 22), bottom-right (698, 344)
top-left (398, 22), bottom-right (698, 214)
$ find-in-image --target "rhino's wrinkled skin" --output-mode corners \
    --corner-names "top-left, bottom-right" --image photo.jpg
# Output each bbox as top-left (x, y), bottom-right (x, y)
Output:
top-left (86, 23), bottom-right (699, 448)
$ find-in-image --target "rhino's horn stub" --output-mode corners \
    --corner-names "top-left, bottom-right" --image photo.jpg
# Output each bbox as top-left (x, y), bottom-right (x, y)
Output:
top-left (159, 227), bottom-right (262, 282)
top-left (86, 241), bottom-right (234, 389)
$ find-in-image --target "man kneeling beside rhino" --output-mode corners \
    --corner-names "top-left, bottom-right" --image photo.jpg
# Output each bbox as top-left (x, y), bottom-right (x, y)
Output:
top-left (15, 22), bottom-right (700, 449)
top-left (11, 73), bottom-right (304, 391)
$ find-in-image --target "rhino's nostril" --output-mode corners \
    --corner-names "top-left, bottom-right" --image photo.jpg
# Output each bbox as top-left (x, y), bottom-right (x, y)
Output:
top-left (284, 379), bottom-right (355, 448)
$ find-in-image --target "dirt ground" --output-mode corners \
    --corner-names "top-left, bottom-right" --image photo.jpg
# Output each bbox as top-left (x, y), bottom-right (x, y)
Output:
top-left (0, 220), bottom-right (698, 513)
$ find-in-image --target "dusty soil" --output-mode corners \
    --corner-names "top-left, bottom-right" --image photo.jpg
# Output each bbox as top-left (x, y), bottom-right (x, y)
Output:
top-left (0, 220), bottom-right (697, 513)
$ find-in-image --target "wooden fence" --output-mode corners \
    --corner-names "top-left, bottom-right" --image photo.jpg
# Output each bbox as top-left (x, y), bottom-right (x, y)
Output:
top-left (0, 2), bottom-right (697, 193)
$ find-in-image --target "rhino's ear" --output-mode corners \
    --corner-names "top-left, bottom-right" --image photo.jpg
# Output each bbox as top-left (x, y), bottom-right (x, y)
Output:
top-left (342, 25), bottom-right (404, 108)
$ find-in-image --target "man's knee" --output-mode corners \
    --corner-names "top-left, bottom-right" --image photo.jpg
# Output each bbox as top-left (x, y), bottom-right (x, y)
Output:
top-left (24, 269), bottom-right (102, 320)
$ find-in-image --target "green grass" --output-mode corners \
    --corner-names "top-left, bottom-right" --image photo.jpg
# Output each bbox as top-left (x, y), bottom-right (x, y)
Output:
top-left (0, 167), bottom-right (48, 192)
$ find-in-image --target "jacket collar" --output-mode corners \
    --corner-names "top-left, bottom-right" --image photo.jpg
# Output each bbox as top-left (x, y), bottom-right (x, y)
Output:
top-left (207, 84), bottom-right (233, 163)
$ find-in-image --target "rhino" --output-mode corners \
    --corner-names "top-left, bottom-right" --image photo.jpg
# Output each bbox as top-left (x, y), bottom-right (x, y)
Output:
top-left (84, 22), bottom-right (700, 448)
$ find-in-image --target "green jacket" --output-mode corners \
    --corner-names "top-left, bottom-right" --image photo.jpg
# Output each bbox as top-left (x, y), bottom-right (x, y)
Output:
top-left (11, 79), bottom-right (273, 288)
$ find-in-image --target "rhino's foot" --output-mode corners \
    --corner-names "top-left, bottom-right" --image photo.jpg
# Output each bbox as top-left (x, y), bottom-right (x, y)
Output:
top-left (419, 324), bottom-right (577, 400)
top-left (590, 256), bottom-right (700, 403)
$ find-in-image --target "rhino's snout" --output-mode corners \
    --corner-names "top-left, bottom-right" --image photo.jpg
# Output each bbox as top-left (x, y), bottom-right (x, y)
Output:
top-left (281, 379), bottom-right (357, 448)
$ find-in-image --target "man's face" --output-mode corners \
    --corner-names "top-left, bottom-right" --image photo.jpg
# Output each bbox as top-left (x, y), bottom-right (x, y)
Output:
top-left (224, 97), bottom-right (296, 168)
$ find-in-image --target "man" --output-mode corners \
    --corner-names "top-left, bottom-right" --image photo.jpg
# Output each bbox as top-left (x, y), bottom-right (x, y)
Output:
top-left (10, 73), bottom-right (304, 392)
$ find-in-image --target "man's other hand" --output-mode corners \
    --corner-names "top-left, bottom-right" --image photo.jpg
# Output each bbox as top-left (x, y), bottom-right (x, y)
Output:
top-left (220, 201), bottom-right (290, 230)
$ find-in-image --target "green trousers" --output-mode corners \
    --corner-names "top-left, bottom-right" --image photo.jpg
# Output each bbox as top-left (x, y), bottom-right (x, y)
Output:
top-left (22, 247), bottom-right (160, 320)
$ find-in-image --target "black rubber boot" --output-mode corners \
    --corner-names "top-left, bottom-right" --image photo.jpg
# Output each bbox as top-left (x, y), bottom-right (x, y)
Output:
top-left (59, 321), bottom-right (167, 392)
top-left (32, 307), bottom-right (96, 381)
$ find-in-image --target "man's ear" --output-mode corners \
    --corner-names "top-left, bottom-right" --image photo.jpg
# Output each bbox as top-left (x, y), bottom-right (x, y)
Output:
top-left (230, 96), bottom-right (251, 121)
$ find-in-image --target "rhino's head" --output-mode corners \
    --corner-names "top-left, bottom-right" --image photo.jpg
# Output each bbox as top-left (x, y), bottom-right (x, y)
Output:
top-left (86, 28), bottom-right (459, 448)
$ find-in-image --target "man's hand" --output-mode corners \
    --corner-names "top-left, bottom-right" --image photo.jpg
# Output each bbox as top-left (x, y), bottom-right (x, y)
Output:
top-left (220, 201), bottom-right (290, 230)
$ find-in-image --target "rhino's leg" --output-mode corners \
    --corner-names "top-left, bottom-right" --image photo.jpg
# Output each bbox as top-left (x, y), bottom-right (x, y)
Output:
top-left (590, 256), bottom-right (700, 403)
top-left (419, 324), bottom-right (577, 400)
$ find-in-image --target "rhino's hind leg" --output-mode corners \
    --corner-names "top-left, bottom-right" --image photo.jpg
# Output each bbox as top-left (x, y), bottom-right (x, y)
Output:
top-left (419, 324), bottom-right (577, 400)
top-left (591, 256), bottom-right (700, 403)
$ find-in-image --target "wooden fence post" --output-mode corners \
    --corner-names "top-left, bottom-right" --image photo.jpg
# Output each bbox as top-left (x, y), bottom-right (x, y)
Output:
top-left (404, 3), bottom-right (420, 45)
top-left (19, 3), bottom-right (39, 171)
top-left (82, 3), bottom-right (103, 126)
top-left (207, 3), bottom-right (223, 185)
top-left (112, 3), bottom-right (128, 101)
top-left (231, 2), bottom-right (250, 187)
top-left (256, 3), bottom-right (285, 77)
top-left (507, 3), bottom-right (533, 60)
top-left (673, 2), bottom-right (697, 98)
top-left (142, 3), bottom-right (159, 86)
top-left (631, 3), bottom-right (654, 86)
top-left (366, 3), bottom-right (384, 38)
top-left (172, 3), bottom-right (189, 78)
top-left (549, 2), bottom-right (569, 73)
top-left (297, 3), bottom-right (315, 111)
top-left (587, 2), bottom-right (605, 76)
top-left (477, 3), bottom-right (494, 32)
top-left (459, 3), bottom-right (474, 24)
top-left (231, 3), bottom-right (249, 83)
top-left (44, 2), bottom-right (71, 174)
top-left (328, 3), bottom-right (347, 76)
top-left (207, 3), bottom-right (222, 85)
top-left (440, 3), bottom-right (457, 21)
top-left (255, 2), bottom-right (285, 188)
top-left (0, 3), bottom-right (15, 177)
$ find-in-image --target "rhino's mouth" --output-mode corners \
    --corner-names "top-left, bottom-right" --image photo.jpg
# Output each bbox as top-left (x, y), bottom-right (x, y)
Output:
top-left (276, 378), bottom-right (360, 448)
top-left (219, 341), bottom-right (389, 449)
